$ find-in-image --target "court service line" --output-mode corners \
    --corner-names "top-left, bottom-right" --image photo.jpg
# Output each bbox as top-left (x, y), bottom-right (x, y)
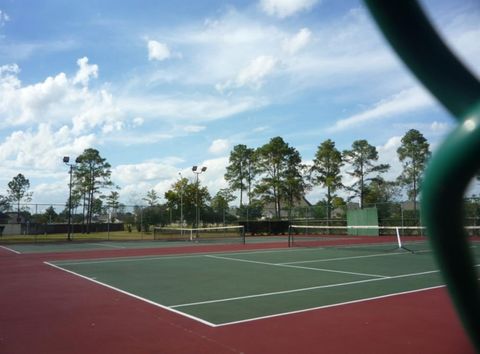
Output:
top-left (0, 245), bottom-right (21, 254)
top-left (91, 243), bottom-right (126, 249)
top-left (52, 247), bottom-right (310, 266)
top-left (205, 255), bottom-right (388, 278)
top-left (44, 261), bottom-right (217, 327)
top-left (171, 269), bottom-right (442, 309)
top-left (280, 251), bottom-right (413, 265)
top-left (215, 284), bottom-right (447, 327)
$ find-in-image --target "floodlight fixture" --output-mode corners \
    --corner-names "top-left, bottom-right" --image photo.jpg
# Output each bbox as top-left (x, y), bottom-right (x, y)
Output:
top-left (63, 156), bottom-right (80, 242)
top-left (192, 165), bottom-right (207, 234)
top-left (178, 172), bottom-right (184, 229)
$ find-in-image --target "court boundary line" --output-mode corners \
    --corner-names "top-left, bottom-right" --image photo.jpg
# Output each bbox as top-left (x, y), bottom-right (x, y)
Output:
top-left (91, 243), bottom-right (127, 249)
top-left (214, 285), bottom-right (447, 327)
top-left (44, 261), bottom-right (217, 327)
top-left (205, 254), bottom-right (388, 278)
top-left (45, 256), bottom-right (479, 327)
top-left (52, 244), bottom-right (416, 266)
top-left (45, 259), bottom-right (447, 328)
top-left (279, 249), bottom-right (431, 265)
top-left (171, 269), bottom-right (441, 309)
top-left (0, 245), bottom-right (21, 254)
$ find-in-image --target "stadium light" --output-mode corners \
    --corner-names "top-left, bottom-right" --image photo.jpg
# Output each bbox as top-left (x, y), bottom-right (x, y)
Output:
top-left (63, 156), bottom-right (80, 241)
top-left (178, 172), bottom-right (184, 228)
top-left (192, 165), bottom-right (207, 236)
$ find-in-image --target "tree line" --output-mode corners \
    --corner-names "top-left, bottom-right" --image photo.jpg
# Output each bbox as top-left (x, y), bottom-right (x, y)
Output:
top-left (224, 129), bottom-right (430, 221)
top-left (0, 129), bottom-right (442, 229)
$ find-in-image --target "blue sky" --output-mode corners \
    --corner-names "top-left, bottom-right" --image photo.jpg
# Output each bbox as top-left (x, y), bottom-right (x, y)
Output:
top-left (0, 0), bottom-right (479, 207)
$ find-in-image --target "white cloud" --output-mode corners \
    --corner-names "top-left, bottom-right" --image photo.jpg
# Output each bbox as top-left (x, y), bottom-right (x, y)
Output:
top-left (429, 121), bottom-right (449, 133)
top-left (196, 156), bottom-right (230, 196)
top-left (119, 94), bottom-right (267, 122)
top-left (209, 139), bottom-right (230, 154)
top-left (328, 87), bottom-right (434, 132)
top-left (183, 125), bottom-right (205, 133)
top-left (132, 116), bottom-right (144, 127)
top-left (260, 0), bottom-right (318, 18)
top-left (253, 125), bottom-right (269, 132)
top-left (114, 162), bottom-right (179, 184)
top-left (112, 161), bottom-right (188, 203)
top-left (1, 71), bottom-right (70, 126)
top-left (73, 57), bottom-right (98, 86)
top-left (71, 89), bottom-right (124, 135)
top-left (283, 28), bottom-right (311, 55)
top-left (0, 59), bottom-right (125, 134)
top-left (0, 123), bottom-right (97, 171)
top-left (148, 40), bottom-right (171, 61)
top-left (104, 130), bottom-right (173, 146)
top-left (236, 55), bottom-right (277, 88)
top-left (0, 63), bottom-right (19, 76)
top-left (377, 136), bottom-right (402, 182)
top-left (216, 55), bottom-right (277, 92)
top-left (0, 10), bottom-right (10, 26)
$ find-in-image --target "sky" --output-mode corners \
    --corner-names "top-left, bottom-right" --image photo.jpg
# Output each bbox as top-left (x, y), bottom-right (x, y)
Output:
top-left (0, 0), bottom-right (479, 209)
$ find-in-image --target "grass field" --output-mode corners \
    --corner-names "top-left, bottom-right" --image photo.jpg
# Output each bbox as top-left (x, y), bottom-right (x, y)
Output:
top-left (46, 241), bottom-right (479, 326)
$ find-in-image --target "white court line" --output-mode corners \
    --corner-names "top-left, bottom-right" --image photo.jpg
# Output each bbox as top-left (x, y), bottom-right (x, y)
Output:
top-left (281, 248), bottom-right (433, 265)
top-left (281, 251), bottom-right (409, 265)
top-left (205, 254), bottom-right (388, 278)
top-left (47, 257), bottom-right (450, 327)
top-left (215, 285), bottom-right (447, 327)
top-left (91, 243), bottom-right (126, 249)
top-left (44, 261), bottom-right (217, 327)
top-left (54, 254), bottom-right (209, 266)
top-left (53, 245), bottom-right (335, 266)
top-left (54, 243), bottom-right (423, 267)
top-left (171, 269), bottom-right (441, 309)
top-left (0, 245), bottom-right (21, 254)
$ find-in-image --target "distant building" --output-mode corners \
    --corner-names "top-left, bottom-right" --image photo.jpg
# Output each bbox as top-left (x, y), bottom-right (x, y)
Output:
top-left (1, 212), bottom-right (27, 224)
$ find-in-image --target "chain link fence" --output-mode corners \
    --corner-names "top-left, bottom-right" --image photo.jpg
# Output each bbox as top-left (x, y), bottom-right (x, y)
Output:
top-left (1, 197), bottom-right (479, 238)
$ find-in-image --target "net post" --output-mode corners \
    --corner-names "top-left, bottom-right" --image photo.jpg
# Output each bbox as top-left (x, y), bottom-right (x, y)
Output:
top-left (396, 227), bottom-right (414, 253)
top-left (395, 227), bottom-right (402, 248)
top-left (288, 225), bottom-right (292, 247)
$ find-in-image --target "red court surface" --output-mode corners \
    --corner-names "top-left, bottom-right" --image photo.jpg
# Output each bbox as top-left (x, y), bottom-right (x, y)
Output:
top-left (0, 242), bottom-right (475, 354)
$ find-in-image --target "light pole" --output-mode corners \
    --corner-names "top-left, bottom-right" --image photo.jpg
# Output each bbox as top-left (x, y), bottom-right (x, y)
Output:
top-left (63, 156), bottom-right (80, 241)
top-left (178, 172), bottom-right (184, 228)
top-left (192, 165), bottom-right (207, 237)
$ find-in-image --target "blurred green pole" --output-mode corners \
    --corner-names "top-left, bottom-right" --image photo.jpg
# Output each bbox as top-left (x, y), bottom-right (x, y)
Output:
top-left (364, 1), bottom-right (480, 350)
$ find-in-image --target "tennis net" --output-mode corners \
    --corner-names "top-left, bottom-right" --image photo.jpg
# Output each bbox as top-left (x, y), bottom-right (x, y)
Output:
top-left (288, 224), bottom-right (480, 252)
top-left (153, 225), bottom-right (246, 244)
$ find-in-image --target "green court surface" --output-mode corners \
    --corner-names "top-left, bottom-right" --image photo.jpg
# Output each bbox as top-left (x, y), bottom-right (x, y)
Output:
top-left (2, 236), bottom-right (287, 254)
top-left (48, 243), bottom-right (480, 326)
top-left (2, 240), bottom-right (204, 254)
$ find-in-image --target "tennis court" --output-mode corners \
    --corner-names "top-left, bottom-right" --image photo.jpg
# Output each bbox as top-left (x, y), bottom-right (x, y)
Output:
top-left (2, 235), bottom-right (286, 254)
top-left (46, 239), bottom-right (480, 326)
